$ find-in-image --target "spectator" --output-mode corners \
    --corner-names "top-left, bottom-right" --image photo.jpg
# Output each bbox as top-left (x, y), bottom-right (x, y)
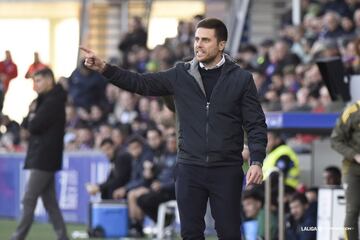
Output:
top-left (25, 52), bottom-right (48, 79)
top-left (263, 132), bottom-right (300, 189)
top-left (353, 8), bottom-right (360, 35)
top-left (74, 125), bottom-right (94, 150)
top-left (112, 135), bottom-right (153, 200)
top-left (242, 187), bottom-right (278, 240)
top-left (323, 165), bottom-right (342, 186)
top-left (341, 16), bottom-right (355, 36)
top-left (138, 97), bottom-right (151, 122)
top-left (113, 91), bottom-right (138, 124)
top-left (86, 138), bottom-right (132, 199)
top-left (236, 44), bottom-right (258, 69)
top-left (118, 16), bottom-right (148, 68)
top-left (111, 125), bottom-right (130, 153)
top-left (67, 60), bottom-right (108, 110)
top-left (280, 91), bottom-right (298, 112)
top-left (65, 103), bottom-right (81, 130)
top-left (319, 11), bottom-right (345, 39)
top-left (128, 134), bottom-right (177, 237)
top-left (88, 104), bottom-right (107, 130)
top-left (0, 114), bottom-right (20, 145)
top-left (286, 193), bottom-right (317, 240)
top-left (0, 50), bottom-right (17, 112)
top-left (94, 123), bottom-right (113, 148)
top-left (251, 68), bottom-right (269, 102)
top-left (146, 128), bottom-right (165, 163)
top-left (305, 187), bottom-right (318, 203)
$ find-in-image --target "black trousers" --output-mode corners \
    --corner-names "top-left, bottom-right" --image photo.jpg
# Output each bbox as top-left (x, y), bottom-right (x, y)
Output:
top-left (175, 163), bottom-right (244, 240)
top-left (137, 188), bottom-right (176, 222)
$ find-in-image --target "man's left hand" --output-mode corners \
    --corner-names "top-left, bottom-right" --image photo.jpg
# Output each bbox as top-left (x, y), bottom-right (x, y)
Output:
top-left (246, 165), bottom-right (263, 186)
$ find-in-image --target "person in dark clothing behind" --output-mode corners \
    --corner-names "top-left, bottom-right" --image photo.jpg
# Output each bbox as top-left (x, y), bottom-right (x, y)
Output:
top-left (112, 135), bottom-right (153, 200)
top-left (67, 59), bottom-right (108, 110)
top-left (86, 138), bottom-right (132, 199)
top-left (81, 17), bottom-right (267, 239)
top-left (11, 68), bottom-right (69, 240)
top-left (127, 134), bottom-right (177, 236)
top-left (118, 16), bottom-right (148, 69)
top-left (146, 128), bottom-right (165, 164)
top-left (286, 192), bottom-right (317, 240)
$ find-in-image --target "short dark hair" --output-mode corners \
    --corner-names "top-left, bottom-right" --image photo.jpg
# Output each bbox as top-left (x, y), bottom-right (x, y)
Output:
top-left (126, 134), bottom-right (145, 146)
top-left (290, 192), bottom-right (308, 205)
top-left (100, 138), bottom-right (114, 147)
top-left (146, 128), bottom-right (162, 137)
top-left (196, 18), bottom-right (228, 42)
top-left (33, 67), bottom-right (55, 84)
top-left (324, 166), bottom-right (341, 178)
top-left (242, 188), bottom-right (264, 206)
top-left (306, 187), bottom-right (318, 194)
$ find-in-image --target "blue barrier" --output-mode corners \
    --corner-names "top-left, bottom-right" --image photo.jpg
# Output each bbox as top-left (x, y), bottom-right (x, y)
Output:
top-left (0, 152), bottom-right (109, 224)
top-left (266, 112), bottom-right (340, 131)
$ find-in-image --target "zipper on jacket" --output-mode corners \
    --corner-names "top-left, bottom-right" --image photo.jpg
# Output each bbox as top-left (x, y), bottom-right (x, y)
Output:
top-left (206, 102), bottom-right (210, 163)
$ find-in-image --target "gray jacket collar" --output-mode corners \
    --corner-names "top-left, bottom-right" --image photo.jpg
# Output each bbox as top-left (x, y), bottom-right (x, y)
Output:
top-left (187, 54), bottom-right (235, 97)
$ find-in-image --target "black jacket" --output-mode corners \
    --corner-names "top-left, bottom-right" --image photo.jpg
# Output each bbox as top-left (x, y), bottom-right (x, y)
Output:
top-left (99, 152), bottom-right (132, 199)
top-left (103, 55), bottom-right (267, 166)
top-left (24, 84), bottom-right (67, 172)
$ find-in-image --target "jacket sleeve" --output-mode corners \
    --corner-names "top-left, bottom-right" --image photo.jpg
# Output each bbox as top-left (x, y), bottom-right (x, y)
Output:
top-left (102, 64), bottom-right (175, 96)
top-left (28, 98), bottom-right (64, 134)
top-left (330, 106), bottom-right (358, 160)
top-left (241, 72), bottom-right (268, 164)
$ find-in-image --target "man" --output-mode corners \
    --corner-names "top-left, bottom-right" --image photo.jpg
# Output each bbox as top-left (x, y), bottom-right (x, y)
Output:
top-left (263, 132), bottom-right (300, 189)
top-left (86, 138), bottom-right (132, 199)
top-left (146, 128), bottom-right (165, 163)
top-left (67, 59), bottom-right (107, 110)
top-left (81, 18), bottom-right (267, 239)
top-left (128, 133), bottom-right (177, 237)
top-left (286, 193), bottom-right (317, 240)
top-left (0, 50), bottom-right (17, 112)
top-left (331, 101), bottom-right (360, 240)
top-left (323, 165), bottom-right (342, 186)
top-left (112, 135), bottom-right (153, 200)
top-left (11, 68), bottom-right (68, 240)
top-left (242, 187), bottom-right (277, 240)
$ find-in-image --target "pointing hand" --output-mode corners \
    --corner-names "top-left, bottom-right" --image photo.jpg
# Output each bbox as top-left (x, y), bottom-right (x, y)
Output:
top-left (79, 46), bottom-right (106, 72)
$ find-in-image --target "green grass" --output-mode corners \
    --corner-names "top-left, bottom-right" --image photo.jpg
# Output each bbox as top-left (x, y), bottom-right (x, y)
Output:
top-left (0, 218), bottom-right (217, 239)
top-left (0, 218), bottom-right (88, 240)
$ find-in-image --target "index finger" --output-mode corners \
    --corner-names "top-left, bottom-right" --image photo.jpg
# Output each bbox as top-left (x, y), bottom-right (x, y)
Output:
top-left (79, 46), bottom-right (92, 54)
top-left (246, 171), bottom-right (254, 186)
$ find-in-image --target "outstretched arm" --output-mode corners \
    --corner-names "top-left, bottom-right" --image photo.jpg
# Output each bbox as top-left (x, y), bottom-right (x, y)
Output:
top-left (80, 47), bottom-right (175, 96)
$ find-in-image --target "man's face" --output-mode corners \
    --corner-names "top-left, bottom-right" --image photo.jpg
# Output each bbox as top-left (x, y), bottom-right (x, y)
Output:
top-left (33, 75), bottom-right (52, 94)
top-left (101, 143), bottom-right (114, 160)
top-left (289, 200), bottom-right (306, 221)
top-left (242, 198), bottom-right (262, 219)
top-left (147, 130), bottom-right (162, 150)
top-left (323, 171), bottom-right (339, 185)
top-left (128, 141), bottom-right (142, 159)
top-left (194, 28), bottom-right (225, 65)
